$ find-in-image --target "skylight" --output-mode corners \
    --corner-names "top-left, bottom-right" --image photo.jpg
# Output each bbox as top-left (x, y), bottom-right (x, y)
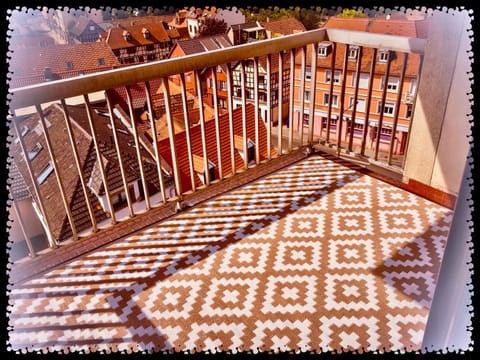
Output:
top-left (37, 162), bottom-right (54, 184)
top-left (28, 142), bottom-right (43, 160)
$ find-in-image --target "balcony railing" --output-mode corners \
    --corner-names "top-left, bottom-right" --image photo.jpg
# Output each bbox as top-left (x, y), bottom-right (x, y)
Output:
top-left (8, 28), bottom-right (426, 257)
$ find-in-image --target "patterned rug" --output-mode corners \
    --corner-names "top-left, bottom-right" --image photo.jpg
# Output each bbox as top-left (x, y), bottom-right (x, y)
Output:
top-left (7, 155), bottom-right (453, 354)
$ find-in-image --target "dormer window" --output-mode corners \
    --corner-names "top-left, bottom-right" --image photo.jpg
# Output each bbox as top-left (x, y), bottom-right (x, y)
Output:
top-left (123, 30), bottom-right (131, 41)
top-left (318, 43), bottom-right (331, 57)
top-left (142, 28), bottom-right (150, 39)
top-left (97, 58), bottom-right (105, 66)
top-left (193, 154), bottom-right (216, 184)
top-left (348, 46), bottom-right (359, 60)
top-left (234, 136), bottom-right (255, 163)
top-left (66, 61), bottom-right (74, 70)
top-left (89, 25), bottom-right (95, 31)
top-left (28, 142), bottom-right (43, 160)
top-left (379, 50), bottom-right (389, 63)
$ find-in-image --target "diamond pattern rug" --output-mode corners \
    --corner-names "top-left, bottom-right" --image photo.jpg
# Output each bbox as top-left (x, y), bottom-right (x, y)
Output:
top-left (7, 155), bottom-right (453, 354)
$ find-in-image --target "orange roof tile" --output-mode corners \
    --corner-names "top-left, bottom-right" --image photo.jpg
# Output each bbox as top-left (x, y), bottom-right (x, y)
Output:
top-left (158, 103), bottom-right (275, 193)
top-left (9, 42), bottom-right (120, 78)
top-left (105, 22), bottom-right (172, 49)
top-left (261, 18), bottom-right (307, 36)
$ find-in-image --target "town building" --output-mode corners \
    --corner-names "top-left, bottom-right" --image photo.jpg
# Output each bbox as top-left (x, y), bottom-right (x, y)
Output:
top-left (232, 53), bottom-right (291, 125)
top-left (167, 34), bottom-right (233, 104)
top-left (227, 21), bottom-right (267, 45)
top-left (291, 16), bottom-right (429, 159)
top-left (101, 22), bottom-right (178, 64)
top-left (68, 16), bottom-right (105, 43)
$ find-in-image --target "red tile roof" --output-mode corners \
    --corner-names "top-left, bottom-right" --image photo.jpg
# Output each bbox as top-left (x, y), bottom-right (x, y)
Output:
top-left (9, 102), bottom-right (163, 242)
top-left (324, 16), bottom-right (430, 38)
top-left (9, 42), bottom-right (120, 78)
top-left (261, 18), bottom-right (307, 36)
top-left (104, 22), bottom-right (172, 49)
top-left (158, 103), bottom-right (275, 193)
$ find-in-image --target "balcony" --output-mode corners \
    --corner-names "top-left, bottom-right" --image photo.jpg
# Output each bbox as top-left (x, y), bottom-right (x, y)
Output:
top-left (6, 11), bottom-right (472, 354)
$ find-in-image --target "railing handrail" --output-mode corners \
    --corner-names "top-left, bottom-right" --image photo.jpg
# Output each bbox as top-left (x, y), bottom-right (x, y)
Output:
top-left (8, 28), bottom-right (425, 111)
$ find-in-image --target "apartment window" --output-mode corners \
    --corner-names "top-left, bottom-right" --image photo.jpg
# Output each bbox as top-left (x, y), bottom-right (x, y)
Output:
top-left (405, 104), bottom-right (413, 118)
top-left (323, 94), bottom-right (338, 107)
top-left (325, 71), bottom-right (340, 84)
top-left (377, 101), bottom-right (395, 116)
top-left (258, 75), bottom-right (266, 88)
top-left (219, 80), bottom-right (227, 91)
top-left (305, 66), bottom-right (312, 80)
top-left (89, 25), bottom-right (95, 31)
top-left (37, 162), bottom-right (54, 184)
top-left (97, 58), bottom-right (105, 66)
top-left (208, 78), bottom-right (213, 88)
top-left (379, 50), bottom-right (389, 63)
top-left (66, 61), bottom-right (74, 70)
top-left (348, 46), bottom-right (359, 60)
top-left (318, 43), bottom-right (331, 57)
top-left (382, 77), bottom-right (400, 92)
top-left (349, 97), bottom-right (366, 112)
top-left (303, 113), bottom-right (310, 127)
top-left (324, 93), bottom-right (338, 107)
top-left (305, 91), bottom-right (311, 102)
top-left (352, 73), bottom-right (369, 88)
top-left (28, 142), bottom-right (43, 160)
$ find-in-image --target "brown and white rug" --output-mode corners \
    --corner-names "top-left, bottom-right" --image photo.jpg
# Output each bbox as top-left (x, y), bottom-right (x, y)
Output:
top-left (7, 155), bottom-right (453, 354)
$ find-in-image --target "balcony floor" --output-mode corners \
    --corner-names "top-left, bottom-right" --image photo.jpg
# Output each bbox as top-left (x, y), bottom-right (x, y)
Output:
top-left (7, 153), bottom-right (453, 354)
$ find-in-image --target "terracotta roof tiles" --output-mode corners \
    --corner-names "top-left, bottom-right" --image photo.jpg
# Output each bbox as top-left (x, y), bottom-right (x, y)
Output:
top-left (261, 18), bottom-right (307, 36)
top-left (105, 22), bottom-right (172, 49)
top-left (9, 42), bottom-right (120, 78)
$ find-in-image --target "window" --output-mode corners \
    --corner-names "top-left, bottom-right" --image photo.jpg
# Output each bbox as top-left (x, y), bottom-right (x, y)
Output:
top-left (219, 98), bottom-right (227, 109)
top-left (21, 126), bottom-right (29, 137)
top-left (305, 91), bottom-right (311, 102)
top-left (66, 61), bottom-right (74, 70)
top-left (97, 58), bottom-right (105, 66)
top-left (318, 43), bottom-right (331, 57)
top-left (348, 46), bottom-right (359, 60)
top-left (325, 71), bottom-right (340, 84)
top-left (377, 101), bottom-right (395, 116)
top-left (352, 73), bottom-right (369, 89)
top-left (89, 25), bottom-right (95, 31)
top-left (219, 80), bottom-right (227, 91)
top-left (324, 93), bottom-right (338, 107)
top-left (405, 104), bottom-right (413, 118)
top-left (37, 162), bottom-right (54, 184)
top-left (247, 139), bottom-right (255, 163)
top-left (303, 113), bottom-right (310, 127)
top-left (204, 160), bottom-right (216, 184)
top-left (382, 77), bottom-right (400, 92)
top-left (349, 97), bottom-right (366, 112)
top-left (379, 50), bottom-right (389, 63)
top-left (305, 66), bottom-right (312, 80)
top-left (28, 142), bottom-right (43, 160)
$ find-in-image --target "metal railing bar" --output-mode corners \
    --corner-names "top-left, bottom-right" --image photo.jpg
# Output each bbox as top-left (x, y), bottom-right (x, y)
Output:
top-left (374, 52), bottom-right (392, 161)
top-left (337, 44), bottom-right (350, 157)
top-left (195, 70), bottom-right (210, 186)
top-left (253, 56), bottom-right (261, 164)
top-left (59, 99), bottom-right (97, 232)
top-left (277, 51), bottom-right (284, 154)
top-left (105, 95), bottom-right (135, 218)
top-left (179, 73), bottom-right (197, 193)
top-left (360, 48), bottom-right (377, 156)
top-left (225, 63), bottom-right (237, 175)
top-left (288, 48), bottom-right (296, 152)
top-left (307, 43), bottom-right (318, 146)
top-left (123, 86), bottom-right (151, 210)
top-left (144, 81), bottom-right (168, 204)
top-left (83, 94), bottom-right (117, 225)
top-left (211, 68), bottom-right (224, 179)
top-left (348, 46), bottom-right (363, 153)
